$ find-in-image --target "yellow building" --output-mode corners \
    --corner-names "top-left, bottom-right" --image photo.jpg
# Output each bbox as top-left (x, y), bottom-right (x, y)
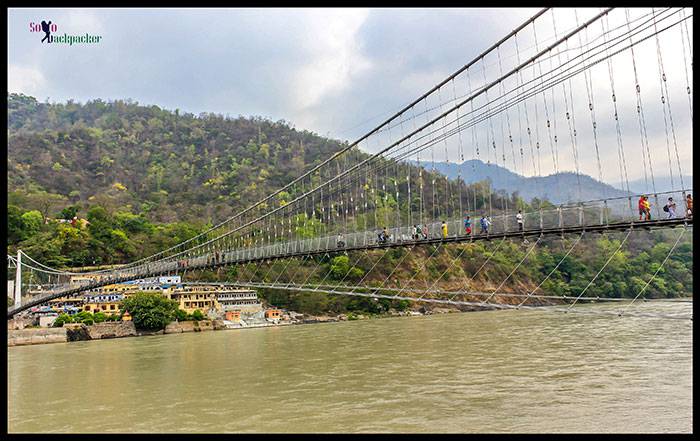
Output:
top-left (83, 294), bottom-right (124, 315)
top-left (165, 286), bottom-right (262, 315)
top-left (167, 289), bottom-right (220, 314)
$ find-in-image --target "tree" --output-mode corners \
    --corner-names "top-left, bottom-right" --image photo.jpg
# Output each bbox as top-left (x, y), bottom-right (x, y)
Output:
top-left (73, 311), bottom-right (94, 324)
top-left (20, 210), bottom-right (43, 240)
top-left (120, 292), bottom-right (179, 330)
top-left (329, 255), bottom-right (364, 281)
top-left (93, 312), bottom-right (107, 323)
top-left (7, 205), bottom-right (24, 244)
top-left (190, 309), bottom-right (204, 321)
top-left (25, 190), bottom-right (67, 222)
top-left (53, 313), bottom-right (74, 327)
top-left (60, 205), bottom-right (79, 220)
top-left (174, 309), bottom-right (188, 321)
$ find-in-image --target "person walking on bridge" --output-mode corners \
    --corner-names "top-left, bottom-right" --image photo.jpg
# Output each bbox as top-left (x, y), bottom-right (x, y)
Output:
top-left (638, 195), bottom-right (647, 221)
top-left (464, 216), bottom-right (472, 236)
top-left (516, 210), bottom-right (524, 232)
top-left (480, 215), bottom-right (491, 234)
top-left (665, 197), bottom-right (677, 219)
top-left (643, 195), bottom-right (652, 221)
top-left (421, 224), bottom-right (428, 240)
top-left (646, 196), bottom-right (652, 220)
top-left (441, 221), bottom-right (448, 239)
top-left (378, 227), bottom-right (389, 244)
top-left (686, 194), bottom-right (693, 218)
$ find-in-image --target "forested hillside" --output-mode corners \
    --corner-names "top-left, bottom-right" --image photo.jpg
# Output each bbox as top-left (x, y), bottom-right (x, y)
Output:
top-left (7, 93), bottom-right (514, 266)
top-left (7, 94), bottom-right (692, 313)
top-left (8, 93), bottom-right (349, 223)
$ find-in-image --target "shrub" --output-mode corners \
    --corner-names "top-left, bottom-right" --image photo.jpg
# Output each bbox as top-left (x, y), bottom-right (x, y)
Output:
top-left (107, 314), bottom-right (120, 321)
top-left (73, 311), bottom-right (94, 324)
top-left (190, 309), bottom-right (204, 321)
top-left (53, 313), bottom-right (73, 327)
top-left (93, 312), bottom-right (107, 323)
top-left (394, 299), bottom-right (411, 311)
top-left (20, 210), bottom-right (43, 240)
top-left (82, 318), bottom-right (94, 326)
top-left (119, 292), bottom-right (179, 330)
top-left (174, 309), bottom-right (188, 321)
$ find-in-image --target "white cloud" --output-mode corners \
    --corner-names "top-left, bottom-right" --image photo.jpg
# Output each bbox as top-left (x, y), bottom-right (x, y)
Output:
top-left (62, 9), bottom-right (104, 34)
top-left (8, 64), bottom-right (46, 96)
top-left (290, 9), bottom-right (372, 126)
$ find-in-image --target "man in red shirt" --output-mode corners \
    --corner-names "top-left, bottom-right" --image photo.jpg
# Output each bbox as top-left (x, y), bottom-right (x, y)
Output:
top-left (638, 195), bottom-right (646, 221)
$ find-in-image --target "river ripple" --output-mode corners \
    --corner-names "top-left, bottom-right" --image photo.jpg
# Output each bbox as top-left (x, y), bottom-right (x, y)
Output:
top-left (8, 302), bottom-right (692, 433)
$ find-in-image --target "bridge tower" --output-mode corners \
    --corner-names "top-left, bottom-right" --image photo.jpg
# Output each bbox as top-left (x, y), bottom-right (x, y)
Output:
top-left (14, 250), bottom-right (21, 308)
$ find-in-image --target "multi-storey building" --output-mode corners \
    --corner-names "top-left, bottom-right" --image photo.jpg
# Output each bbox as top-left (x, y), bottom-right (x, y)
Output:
top-left (165, 285), bottom-right (262, 316)
top-left (216, 289), bottom-right (262, 313)
top-left (83, 293), bottom-right (124, 315)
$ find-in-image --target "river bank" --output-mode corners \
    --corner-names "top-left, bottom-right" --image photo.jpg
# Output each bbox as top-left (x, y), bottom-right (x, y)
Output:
top-left (7, 303), bottom-right (471, 347)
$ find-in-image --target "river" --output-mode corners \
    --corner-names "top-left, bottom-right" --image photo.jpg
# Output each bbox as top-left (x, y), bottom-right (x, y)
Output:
top-left (8, 302), bottom-right (692, 433)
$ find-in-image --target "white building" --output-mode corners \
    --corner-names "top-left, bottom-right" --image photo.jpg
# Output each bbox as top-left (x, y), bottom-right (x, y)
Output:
top-left (216, 289), bottom-right (262, 313)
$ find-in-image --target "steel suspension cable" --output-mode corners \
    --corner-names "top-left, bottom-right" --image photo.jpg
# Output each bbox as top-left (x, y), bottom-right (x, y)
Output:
top-left (619, 226), bottom-right (687, 316)
top-left (479, 235), bottom-right (542, 306)
top-left (566, 228), bottom-right (633, 310)
top-left (652, 7), bottom-right (686, 194)
top-left (517, 232), bottom-right (585, 307)
top-left (447, 236), bottom-right (508, 302)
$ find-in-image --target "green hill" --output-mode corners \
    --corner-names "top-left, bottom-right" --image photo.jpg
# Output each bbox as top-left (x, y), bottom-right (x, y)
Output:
top-left (6, 93), bottom-right (692, 314)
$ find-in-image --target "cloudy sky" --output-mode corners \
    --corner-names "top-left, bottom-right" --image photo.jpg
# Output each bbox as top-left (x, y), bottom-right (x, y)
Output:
top-left (8, 8), bottom-right (693, 187)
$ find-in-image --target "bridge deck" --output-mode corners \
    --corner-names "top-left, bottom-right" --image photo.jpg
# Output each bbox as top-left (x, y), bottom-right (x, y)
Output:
top-left (8, 217), bottom-right (691, 317)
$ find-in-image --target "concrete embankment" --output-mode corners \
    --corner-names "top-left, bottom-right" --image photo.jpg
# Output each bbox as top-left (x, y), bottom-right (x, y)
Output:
top-left (8, 319), bottom-right (231, 346)
top-left (164, 320), bottom-right (225, 333)
top-left (86, 321), bottom-right (138, 339)
top-left (8, 327), bottom-right (69, 346)
top-left (8, 321), bottom-right (138, 347)
top-left (8, 306), bottom-right (490, 347)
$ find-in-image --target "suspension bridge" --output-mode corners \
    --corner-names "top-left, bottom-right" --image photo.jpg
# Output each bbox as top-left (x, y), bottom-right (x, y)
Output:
top-left (7, 7), bottom-right (693, 320)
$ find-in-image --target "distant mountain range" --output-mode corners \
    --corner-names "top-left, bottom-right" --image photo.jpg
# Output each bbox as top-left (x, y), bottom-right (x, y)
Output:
top-left (626, 175), bottom-right (693, 196)
top-left (411, 159), bottom-right (692, 205)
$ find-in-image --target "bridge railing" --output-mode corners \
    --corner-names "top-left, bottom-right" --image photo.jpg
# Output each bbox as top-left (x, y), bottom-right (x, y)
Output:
top-left (13, 190), bottom-right (692, 315)
top-left (215, 189), bottom-right (692, 262)
top-left (128, 189), bottom-right (691, 272)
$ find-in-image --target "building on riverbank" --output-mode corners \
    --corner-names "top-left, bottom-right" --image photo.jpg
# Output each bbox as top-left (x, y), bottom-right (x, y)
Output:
top-left (47, 296), bottom-right (84, 313)
top-left (24, 277), bottom-right (269, 323)
top-left (167, 289), bottom-right (218, 314)
top-left (83, 293), bottom-right (124, 315)
top-left (216, 289), bottom-right (262, 313)
top-left (165, 286), bottom-right (262, 317)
